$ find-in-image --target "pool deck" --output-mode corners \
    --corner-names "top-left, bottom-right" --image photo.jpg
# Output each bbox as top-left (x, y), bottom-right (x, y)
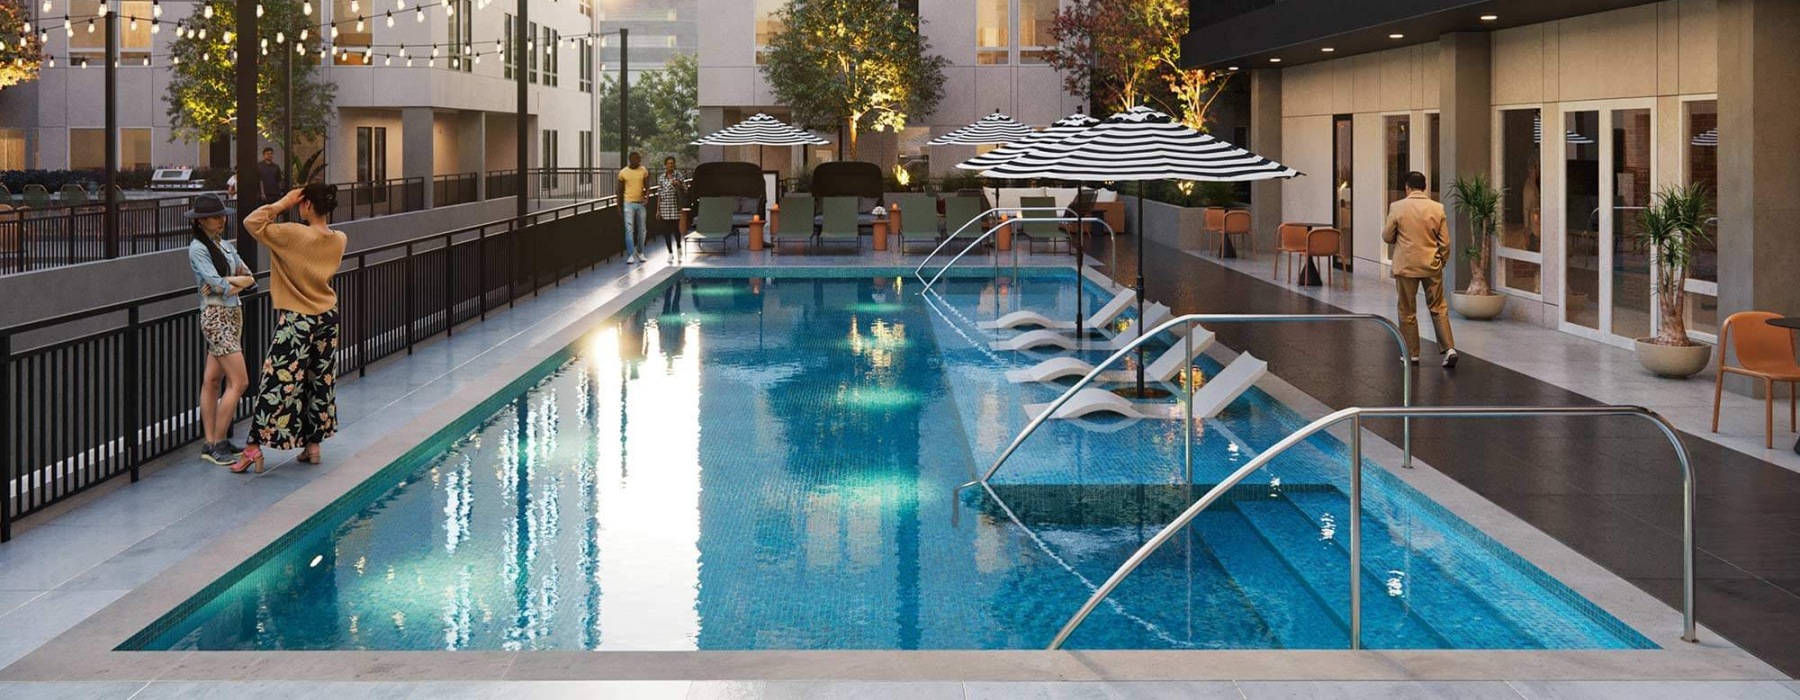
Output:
top-left (0, 241), bottom-right (1795, 698)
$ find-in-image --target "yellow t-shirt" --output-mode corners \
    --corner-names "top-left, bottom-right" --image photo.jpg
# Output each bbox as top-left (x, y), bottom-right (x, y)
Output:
top-left (618, 167), bottom-right (649, 203)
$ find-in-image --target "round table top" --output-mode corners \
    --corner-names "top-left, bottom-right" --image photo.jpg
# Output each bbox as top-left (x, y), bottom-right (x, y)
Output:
top-left (1766, 317), bottom-right (1800, 330)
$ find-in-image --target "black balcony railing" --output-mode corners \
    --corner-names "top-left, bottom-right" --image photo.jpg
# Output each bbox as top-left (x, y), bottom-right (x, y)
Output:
top-left (433, 172), bottom-right (480, 208)
top-left (0, 194), bottom-right (627, 541)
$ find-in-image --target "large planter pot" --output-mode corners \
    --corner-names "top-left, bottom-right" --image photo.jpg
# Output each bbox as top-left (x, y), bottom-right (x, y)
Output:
top-left (1634, 339), bottom-right (1712, 379)
top-left (1450, 292), bottom-right (1507, 320)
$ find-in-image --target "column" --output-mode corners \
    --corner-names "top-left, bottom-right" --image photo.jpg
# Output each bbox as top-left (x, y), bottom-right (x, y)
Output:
top-left (401, 107), bottom-right (437, 209)
top-left (458, 111), bottom-right (486, 199)
top-left (1437, 32), bottom-right (1491, 296)
top-left (1717, 0), bottom-right (1800, 394)
top-left (1248, 68), bottom-right (1282, 252)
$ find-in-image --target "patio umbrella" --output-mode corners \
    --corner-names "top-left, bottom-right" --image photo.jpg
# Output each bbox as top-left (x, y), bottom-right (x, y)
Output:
top-left (928, 110), bottom-right (1036, 146)
top-left (693, 113), bottom-right (830, 169)
top-left (983, 105), bottom-right (1302, 396)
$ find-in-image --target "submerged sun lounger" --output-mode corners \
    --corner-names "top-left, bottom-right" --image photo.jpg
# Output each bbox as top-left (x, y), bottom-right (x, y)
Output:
top-left (990, 304), bottom-right (1171, 352)
top-left (1004, 325), bottom-right (1214, 384)
top-left (978, 288), bottom-right (1136, 331)
top-left (1022, 352), bottom-right (1268, 420)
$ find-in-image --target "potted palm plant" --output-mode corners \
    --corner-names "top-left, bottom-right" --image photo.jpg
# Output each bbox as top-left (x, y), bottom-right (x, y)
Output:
top-left (1632, 184), bottom-right (1714, 378)
top-left (1447, 174), bottom-right (1507, 319)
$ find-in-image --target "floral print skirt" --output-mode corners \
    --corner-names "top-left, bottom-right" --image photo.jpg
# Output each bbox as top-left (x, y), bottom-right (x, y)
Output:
top-left (200, 305), bottom-right (243, 357)
top-left (250, 308), bottom-right (339, 449)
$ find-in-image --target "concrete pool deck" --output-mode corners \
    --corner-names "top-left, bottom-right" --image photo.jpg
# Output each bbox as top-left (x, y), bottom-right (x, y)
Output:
top-left (0, 243), bottom-right (1790, 697)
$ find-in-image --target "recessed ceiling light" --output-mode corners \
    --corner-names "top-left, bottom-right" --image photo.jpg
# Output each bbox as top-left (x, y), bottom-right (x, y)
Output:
top-left (1479, 14), bottom-right (1498, 21)
top-left (1269, 57), bottom-right (1281, 63)
top-left (1321, 47), bottom-right (1335, 52)
top-left (1228, 66), bottom-right (1239, 71)
top-left (1388, 33), bottom-right (1405, 39)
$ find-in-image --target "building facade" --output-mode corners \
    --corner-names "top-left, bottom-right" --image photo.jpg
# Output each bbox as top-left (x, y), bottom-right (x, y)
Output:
top-left (597, 0), bottom-right (696, 78)
top-left (0, 0), bottom-right (615, 191)
top-left (696, 0), bottom-right (1086, 176)
top-left (1191, 0), bottom-right (1798, 353)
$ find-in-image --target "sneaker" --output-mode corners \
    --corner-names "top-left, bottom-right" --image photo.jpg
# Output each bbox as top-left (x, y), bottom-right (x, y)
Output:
top-left (199, 443), bottom-right (235, 466)
top-left (224, 440), bottom-right (244, 454)
top-left (625, 256), bottom-right (637, 265)
top-left (1442, 349), bottom-right (1460, 368)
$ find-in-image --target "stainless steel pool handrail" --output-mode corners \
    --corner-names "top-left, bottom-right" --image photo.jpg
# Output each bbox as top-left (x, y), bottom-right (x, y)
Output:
top-left (913, 208), bottom-right (1117, 290)
top-left (967, 313), bottom-right (1414, 489)
top-left (1046, 404), bottom-right (1698, 651)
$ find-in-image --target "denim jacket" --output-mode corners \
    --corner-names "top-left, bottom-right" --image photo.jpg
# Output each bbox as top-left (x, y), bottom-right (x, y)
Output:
top-left (188, 237), bottom-right (249, 309)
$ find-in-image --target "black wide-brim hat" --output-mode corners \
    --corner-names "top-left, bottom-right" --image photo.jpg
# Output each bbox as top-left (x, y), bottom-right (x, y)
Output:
top-left (183, 193), bottom-right (235, 220)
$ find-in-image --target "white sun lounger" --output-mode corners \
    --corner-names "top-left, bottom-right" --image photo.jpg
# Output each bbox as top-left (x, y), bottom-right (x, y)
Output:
top-left (1004, 326), bottom-right (1215, 384)
top-left (1021, 352), bottom-right (1267, 421)
top-left (990, 304), bottom-right (1171, 352)
top-left (977, 288), bottom-right (1136, 331)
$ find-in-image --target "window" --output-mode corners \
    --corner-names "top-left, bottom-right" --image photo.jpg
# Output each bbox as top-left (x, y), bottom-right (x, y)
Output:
top-left (446, 0), bottom-right (472, 72)
top-left (334, 0), bottom-right (371, 65)
top-left (356, 126), bottom-right (387, 184)
top-left (754, 0), bottom-right (783, 63)
top-left (1383, 115), bottom-right (1410, 210)
top-left (1683, 99), bottom-right (1719, 338)
top-left (1426, 113), bottom-right (1441, 200)
top-left (977, 0), bottom-right (1051, 64)
top-left (1018, 0), bottom-right (1055, 64)
top-left (69, 1), bottom-right (154, 53)
top-left (0, 130), bottom-right (24, 170)
top-left (579, 0), bottom-right (591, 17)
top-left (503, 14), bottom-right (516, 78)
top-left (976, 0), bottom-right (1009, 64)
top-left (68, 128), bottom-right (151, 170)
top-left (528, 21), bottom-right (539, 84)
top-left (579, 39), bottom-right (593, 92)
top-left (1496, 108), bottom-right (1542, 294)
top-left (578, 130), bottom-right (593, 184)
top-left (542, 27), bottom-right (558, 87)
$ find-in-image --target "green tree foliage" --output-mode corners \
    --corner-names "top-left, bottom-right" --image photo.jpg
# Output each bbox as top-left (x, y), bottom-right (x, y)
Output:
top-left (759, 0), bottom-right (948, 158)
top-left (163, 0), bottom-right (337, 145)
top-left (1046, 0), bottom-right (1229, 130)
top-left (0, 0), bottom-right (45, 92)
top-left (602, 52), bottom-right (698, 165)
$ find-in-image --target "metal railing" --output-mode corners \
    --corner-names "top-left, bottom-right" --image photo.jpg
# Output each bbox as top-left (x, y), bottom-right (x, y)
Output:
top-left (1046, 404), bottom-right (1698, 650)
top-left (913, 209), bottom-right (1117, 290)
top-left (433, 172), bottom-right (480, 208)
top-left (0, 194), bottom-right (629, 541)
top-left (970, 313), bottom-right (1414, 488)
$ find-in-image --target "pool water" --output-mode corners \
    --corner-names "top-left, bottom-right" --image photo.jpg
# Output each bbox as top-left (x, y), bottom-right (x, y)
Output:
top-left (128, 271), bottom-right (1655, 652)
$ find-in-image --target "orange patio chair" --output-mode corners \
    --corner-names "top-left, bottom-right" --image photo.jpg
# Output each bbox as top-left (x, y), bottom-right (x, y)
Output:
top-left (1713, 311), bottom-right (1800, 449)
top-left (1203, 207), bottom-right (1226, 254)
top-left (1306, 227), bottom-right (1348, 289)
top-left (1221, 209), bottom-right (1254, 258)
top-left (1273, 222), bottom-right (1310, 281)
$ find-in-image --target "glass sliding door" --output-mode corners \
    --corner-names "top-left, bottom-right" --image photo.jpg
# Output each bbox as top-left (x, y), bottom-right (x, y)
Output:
top-left (1496, 109), bottom-right (1542, 295)
top-left (1558, 101), bottom-right (1656, 344)
top-left (1610, 108), bottom-right (1654, 341)
top-left (1333, 115), bottom-right (1353, 271)
top-left (1563, 110), bottom-right (1602, 331)
top-left (1682, 99), bottom-right (1719, 340)
top-left (1382, 115), bottom-right (1410, 266)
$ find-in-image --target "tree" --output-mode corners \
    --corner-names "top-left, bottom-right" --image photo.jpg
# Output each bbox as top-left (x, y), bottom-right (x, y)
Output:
top-left (599, 52), bottom-right (699, 165)
top-left (759, 0), bottom-right (948, 158)
top-left (0, 0), bottom-right (45, 92)
top-left (1045, 0), bottom-right (1229, 130)
top-left (163, 0), bottom-right (337, 146)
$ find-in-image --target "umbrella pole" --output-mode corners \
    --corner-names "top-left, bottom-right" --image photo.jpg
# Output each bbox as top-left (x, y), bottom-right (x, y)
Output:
top-left (1135, 181), bottom-right (1147, 396)
top-left (1075, 187), bottom-right (1085, 337)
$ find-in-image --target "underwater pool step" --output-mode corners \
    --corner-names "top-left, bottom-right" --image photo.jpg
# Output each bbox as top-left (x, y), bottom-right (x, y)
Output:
top-left (973, 482), bottom-right (1338, 528)
top-left (1199, 509), bottom-right (1351, 648)
top-left (1232, 498), bottom-right (1451, 649)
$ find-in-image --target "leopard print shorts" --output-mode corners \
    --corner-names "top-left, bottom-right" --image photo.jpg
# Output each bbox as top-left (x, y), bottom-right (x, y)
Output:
top-left (201, 305), bottom-right (243, 357)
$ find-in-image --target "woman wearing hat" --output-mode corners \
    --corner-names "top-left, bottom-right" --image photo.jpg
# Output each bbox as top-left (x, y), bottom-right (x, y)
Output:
top-left (185, 194), bottom-right (257, 467)
top-left (232, 184), bottom-right (346, 474)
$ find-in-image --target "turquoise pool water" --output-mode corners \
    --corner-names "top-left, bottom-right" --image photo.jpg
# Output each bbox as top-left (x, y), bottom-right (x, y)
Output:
top-left (128, 270), bottom-right (1654, 652)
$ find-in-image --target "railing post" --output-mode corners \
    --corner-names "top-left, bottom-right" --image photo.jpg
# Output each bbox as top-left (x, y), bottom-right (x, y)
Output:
top-left (63, 210), bottom-right (75, 266)
top-left (1, 333), bottom-right (11, 542)
top-left (1183, 320), bottom-right (1194, 485)
top-left (1348, 413), bottom-right (1363, 650)
top-left (444, 234), bottom-right (455, 337)
top-left (404, 244), bottom-right (416, 354)
top-left (478, 228), bottom-right (489, 321)
top-left (357, 254), bottom-right (371, 378)
top-left (125, 306), bottom-right (141, 483)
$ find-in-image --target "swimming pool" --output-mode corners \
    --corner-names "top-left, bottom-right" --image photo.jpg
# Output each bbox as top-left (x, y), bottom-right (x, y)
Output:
top-left (126, 270), bottom-right (1654, 652)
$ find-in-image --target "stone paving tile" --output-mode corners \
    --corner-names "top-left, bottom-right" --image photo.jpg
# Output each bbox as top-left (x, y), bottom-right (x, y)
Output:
top-left (1508, 680), bottom-right (1800, 699)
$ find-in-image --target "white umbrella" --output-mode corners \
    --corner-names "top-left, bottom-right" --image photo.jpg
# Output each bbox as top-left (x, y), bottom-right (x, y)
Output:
top-left (957, 112), bottom-right (1099, 171)
top-left (928, 111), bottom-right (1036, 146)
top-left (693, 113), bottom-right (830, 167)
top-left (984, 106), bottom-right (1302, 395)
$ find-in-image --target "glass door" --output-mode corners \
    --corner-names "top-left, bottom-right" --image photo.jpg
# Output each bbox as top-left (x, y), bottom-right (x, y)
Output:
top-left (1558, 102), bottom-right (1655, 344)
top-left (1333, 115), bottom-right (1354, 272)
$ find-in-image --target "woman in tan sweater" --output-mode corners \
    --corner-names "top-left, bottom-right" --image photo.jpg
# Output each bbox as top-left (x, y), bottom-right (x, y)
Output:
top-left (232, 184), bottom-right (347, 474)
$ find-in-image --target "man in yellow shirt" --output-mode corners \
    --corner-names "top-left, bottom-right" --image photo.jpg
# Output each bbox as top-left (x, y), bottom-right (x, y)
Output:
top-left (617, 152), bottom-right (650, 264)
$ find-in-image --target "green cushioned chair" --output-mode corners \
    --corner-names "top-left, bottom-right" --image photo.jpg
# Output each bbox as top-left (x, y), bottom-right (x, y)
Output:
top-left (816, 197), bottom-right (861, 252)
top-left (1019, 195), bottom-right (1070, 253)
top-left (895, 194), bottom-right (941, 251)
top-left (688, 196), bottom-right (737, 253)
top-left (772, 195), bottom-right (815, 254)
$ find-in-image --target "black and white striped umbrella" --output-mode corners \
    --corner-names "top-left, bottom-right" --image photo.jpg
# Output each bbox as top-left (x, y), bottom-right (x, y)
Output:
top-left (1533, 113), bottom-right (1595, 145)
top-left (956, 112), bottom-right (1099, 171)
top-left (928, 111), bottom-right (1036, 146)
top-left (1692, 128), bottom-right (1718, 147)
top-left (692, 113), bottom-right (830, 147)
top-left (980, 106), bottom-right (1301, 182)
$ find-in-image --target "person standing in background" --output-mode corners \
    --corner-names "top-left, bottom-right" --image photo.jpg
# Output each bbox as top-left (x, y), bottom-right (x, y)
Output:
top-left (617, 152), bottom-right (649, 265)
top-left (656, 157), bottom-right (687, 262)
top-left (184, 194), bottom-right (256, 467)
top-left (257, 148), bottom-right (283, 206)
top-left (1383, 171), bottom-right (1459, 368)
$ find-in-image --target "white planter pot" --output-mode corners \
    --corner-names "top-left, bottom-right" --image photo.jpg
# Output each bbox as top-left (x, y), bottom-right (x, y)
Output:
top-left (1634, 339), bottom-right (1712, 379)
top-left (1450, 292), bottom-right (1507, 320)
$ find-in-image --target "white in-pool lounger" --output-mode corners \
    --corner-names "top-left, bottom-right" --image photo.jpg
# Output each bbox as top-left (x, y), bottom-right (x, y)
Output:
top-left (1004, 325), bottom-right (1215, 384)
top-left (1022, 352), bottom-right (1268, 420)
top-left (990, 304), bottom-right (1171, 352)
top-left (977, 288), bottom-right (1136, 331)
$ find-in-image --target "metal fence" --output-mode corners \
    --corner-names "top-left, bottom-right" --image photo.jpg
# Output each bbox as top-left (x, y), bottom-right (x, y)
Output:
top-left (0, 195), bottom-right (626, 540)
top-left (0, 170), bottom-right (615, 276)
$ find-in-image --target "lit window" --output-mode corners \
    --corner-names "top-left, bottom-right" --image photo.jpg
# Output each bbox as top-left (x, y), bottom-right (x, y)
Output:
top-left (754, 0), bottom-right (783, 64)
top-left (69, 1), bottom-right (154, 53)
top-left (976, 0), bottom-right (1009, 64)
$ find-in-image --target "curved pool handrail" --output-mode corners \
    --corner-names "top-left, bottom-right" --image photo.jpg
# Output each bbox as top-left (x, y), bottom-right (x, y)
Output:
top-left (1046, 404), bottom-right (1698, 651)
top-left (913, 208), bottom-right (1117, 289)
top-left (968, 313), bottom-right (1414, 488)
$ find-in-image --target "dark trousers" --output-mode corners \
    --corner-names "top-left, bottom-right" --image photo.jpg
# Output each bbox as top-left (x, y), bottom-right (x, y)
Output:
top-left (658, 216), bottom-right (684, 254)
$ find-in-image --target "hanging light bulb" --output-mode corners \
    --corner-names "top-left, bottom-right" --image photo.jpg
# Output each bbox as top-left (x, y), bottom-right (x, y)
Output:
top-left (300, 28), bottom-right (308, 41)
top-left (398, 45), bottom-right (406, 57)
top-left (150, 20), bottom-right (159, 34)
top-left (46, 55), bottom-right (53, 67)
top-left (129, 17), bottom-right (137, 31)
top-left (349, 0), bottom-right (358, 12)
top-left (296, 42), bottom-right (304, 55)
top-left (141, 56), bottom-right (149, 66)
top-left (493, 39), bottom-right (501, 53)
top-left (85, 18), bottom-right (94, 33)
top-left (274, 32), bottom-right (283, 45)
top-left (95, 2), bottom-right (105, 16)
top-left (444, 1), bottom-right (453, 16)
top-left (40, 0), bottom-right (49, 13)
top-left (255, 3), bottom-right (264, 18)
top-left (473, 54), bottom-right (480, 65)
top-left (171, 55), bottom-right (178, 65)
top-left (414, 6), bottom-right (422, 22)
top-left (427, 57), bottom-right (433, 67)
top-left (355, 17), bottom-right (364, 32)
top-left (405, 56), bottom-right (412, 67)
top-left (303, 1), bottom-right (313, 16)
top-left (203, 4), bottom-right (212, 19)
top-left (429, 45), bottom-right (438, 57)
top-left (396, 0), bottom-right (405, 9)
top-left (385, 11), bottom-right (393, 28)
top-left (329, 25), bottom-right (338, 39)
top-left (63, 19), bottom-right (73, 38)
top-left (383, 54), bottom-right (391, 65)
top-left (152, 0), bottom-right (161, 17)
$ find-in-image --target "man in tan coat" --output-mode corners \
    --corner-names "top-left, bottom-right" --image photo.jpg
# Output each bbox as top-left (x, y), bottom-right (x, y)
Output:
top-left (1383, 171), bottom-right (1459, 368)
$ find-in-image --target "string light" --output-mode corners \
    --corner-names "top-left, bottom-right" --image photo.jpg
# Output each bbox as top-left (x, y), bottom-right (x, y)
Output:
top-left (40, 0), bottom-right (50, 13)
top-left (95, 2), bottom-right (105, 16)
top-left (396, 0), bottom-right (405, 9)
top-left (349, 0), bottom-right (358, 12)
top-left (355, 17), bottom-right (364, 32)
top-left (415, 6), bottom-right (423, 22)
top-left (330, 26), bottom-right (338, 39)
top-left (203, 4), bottom-right (212, 19)
top-left (129, 17), bottom-right (138, 31)
top-left (303, 1), bottom-right (313, 16)
top-left (300, 28), bottom-right (308, 41)
top-left (385, 11), bottom-right (393, 28)
top-left (150, 20), bottom-right (158, 34)
top-left (255, 3), bottom-right (264, 18)
top-left (85, 18), bottom-right (94, 33)
top-left (152, 0), bottom-right (161, 17)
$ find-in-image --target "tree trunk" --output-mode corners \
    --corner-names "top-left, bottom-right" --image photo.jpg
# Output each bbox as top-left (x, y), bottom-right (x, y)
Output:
top-left (1657, 263), bottom-right (1690, 345)
top-left (845, 115), bottom-right (860, 159)
top-left (1465, 237), bottom-right (1493, 296)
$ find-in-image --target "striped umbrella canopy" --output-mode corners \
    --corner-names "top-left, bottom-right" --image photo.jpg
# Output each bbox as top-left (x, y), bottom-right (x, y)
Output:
top-left (1533, 113), bottom-right (1595, 145)
top-left (693, 113), bottom-right (830, 147)
top-left (1692, 127), bottom-right (1718, 147)
top-left (928, 111), bottom-right (1036, 146)
top-left (980, 106), bottom-right (1301, 182)
top-left (957, 112), bottom-right (1099, 171)
top-left (982, 106), bottom-right (1301, 396)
